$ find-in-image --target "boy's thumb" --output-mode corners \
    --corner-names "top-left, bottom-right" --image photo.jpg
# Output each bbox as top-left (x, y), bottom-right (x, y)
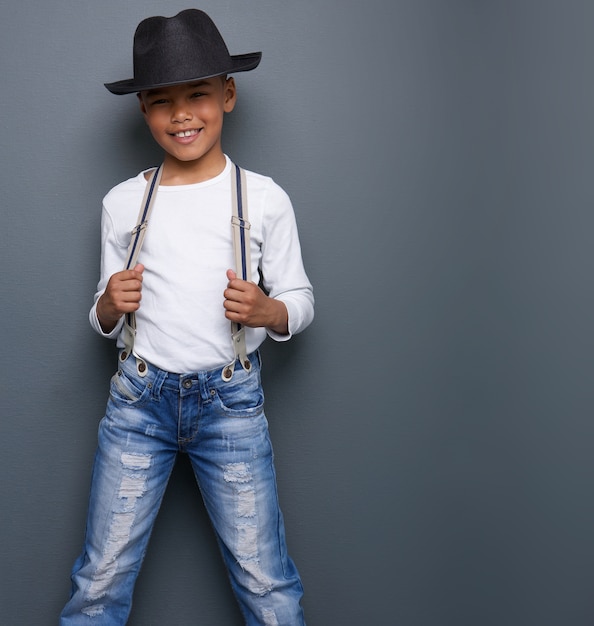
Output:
top-left (134, 263), bottom-right (145, 274)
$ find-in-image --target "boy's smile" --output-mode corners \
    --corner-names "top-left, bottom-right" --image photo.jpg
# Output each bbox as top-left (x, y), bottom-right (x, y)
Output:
top-left (138, 77), bottom-right (236, 181)
top-left (169, 127), bottom-right (204, 146)
top-left (172, 128), bottom-right (201, 139)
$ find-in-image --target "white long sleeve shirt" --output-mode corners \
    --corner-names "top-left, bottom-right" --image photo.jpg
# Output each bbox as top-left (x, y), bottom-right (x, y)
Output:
top-left (89, 156), bottom-right (314, 373)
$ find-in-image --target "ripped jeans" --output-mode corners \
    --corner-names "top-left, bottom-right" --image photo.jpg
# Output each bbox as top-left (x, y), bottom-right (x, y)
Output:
top-left (60, 351), bottom-right (305, 626)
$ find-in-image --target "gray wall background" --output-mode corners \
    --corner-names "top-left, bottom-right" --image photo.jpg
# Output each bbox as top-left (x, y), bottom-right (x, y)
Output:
top-left (2, 1), bottom-right (594, 624)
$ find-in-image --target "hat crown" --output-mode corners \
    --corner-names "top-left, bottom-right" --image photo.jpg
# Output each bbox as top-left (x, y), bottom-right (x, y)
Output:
top-left (133, 10), bottom-right (232, 88)
top-left (104, 9), bottom-right (261, 94)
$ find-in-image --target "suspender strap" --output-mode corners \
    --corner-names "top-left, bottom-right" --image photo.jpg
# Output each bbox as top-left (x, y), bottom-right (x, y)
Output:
top-left (125, 165), bottom-right (163, 270)
top-left (223, 164), bottom-right (252, 381)
top-left (118, 162), bottom-right (251, 381)
top-left (120, 165), bottom-right (162, 373)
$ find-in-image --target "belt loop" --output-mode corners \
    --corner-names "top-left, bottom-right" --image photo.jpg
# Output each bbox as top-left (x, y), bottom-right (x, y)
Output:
top-left (150, 368), bottom-right (167, 400)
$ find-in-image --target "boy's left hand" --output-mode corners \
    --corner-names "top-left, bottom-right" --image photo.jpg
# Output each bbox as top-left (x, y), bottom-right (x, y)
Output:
top-left (223, 269), bottom-right (288, 335)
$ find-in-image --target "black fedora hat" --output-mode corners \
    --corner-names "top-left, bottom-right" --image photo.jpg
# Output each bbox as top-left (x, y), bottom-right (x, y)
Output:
top-left (105, 9), bottom-right (262, 95)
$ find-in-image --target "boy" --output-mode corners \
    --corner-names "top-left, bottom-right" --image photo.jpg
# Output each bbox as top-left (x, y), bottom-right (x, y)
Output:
top-left (60, 9), bottom-right (313, 625)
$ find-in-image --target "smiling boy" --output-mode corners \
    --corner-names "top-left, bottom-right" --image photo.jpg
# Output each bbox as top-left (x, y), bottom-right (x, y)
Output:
top-left (60, 10), bottom-right (313, 625)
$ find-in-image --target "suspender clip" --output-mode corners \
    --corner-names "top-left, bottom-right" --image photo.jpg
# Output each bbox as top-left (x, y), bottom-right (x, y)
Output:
top-left (131, 221), bottom-right (149, 236)
top-left (231, 215), bottom-right (251, 230)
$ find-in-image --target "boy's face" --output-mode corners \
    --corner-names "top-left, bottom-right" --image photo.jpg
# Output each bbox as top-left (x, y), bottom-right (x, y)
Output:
top-left (138, 76), bottom-right (236, 168)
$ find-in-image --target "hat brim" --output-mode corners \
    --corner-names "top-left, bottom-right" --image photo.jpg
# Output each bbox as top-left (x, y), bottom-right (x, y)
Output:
top-left (104, 52), bottom-right (262, 95)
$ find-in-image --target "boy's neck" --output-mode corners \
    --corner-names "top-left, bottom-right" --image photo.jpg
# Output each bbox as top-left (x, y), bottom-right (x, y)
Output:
top-left (157, 151), bottom-right (227, 185)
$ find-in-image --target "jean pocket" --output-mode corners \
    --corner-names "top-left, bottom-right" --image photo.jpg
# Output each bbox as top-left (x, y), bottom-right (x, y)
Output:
top-left (213, 369), bottom-right (265, 417)
top-left (109, 368), bottom-right (150, 406)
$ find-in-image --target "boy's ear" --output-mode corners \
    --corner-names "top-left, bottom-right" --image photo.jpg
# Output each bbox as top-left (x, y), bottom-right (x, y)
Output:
top-left (224, 77), bottom-right (237, 113)
top-left (137, 92), bottom-right (148, 118)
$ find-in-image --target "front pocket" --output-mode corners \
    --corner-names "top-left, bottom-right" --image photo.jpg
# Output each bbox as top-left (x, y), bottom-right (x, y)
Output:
top-left (109, 369), bottom-right (147, 404)
top-left (214, 369), bottom-right (265, 417)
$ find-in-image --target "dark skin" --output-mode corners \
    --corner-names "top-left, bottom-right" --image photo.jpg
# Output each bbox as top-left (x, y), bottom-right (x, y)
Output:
top-left (96, 77), bottom-right (289, 336)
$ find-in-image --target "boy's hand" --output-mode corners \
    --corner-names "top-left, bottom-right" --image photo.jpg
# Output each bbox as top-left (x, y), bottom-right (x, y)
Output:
top-left (223, 269), bottom-right (288, 335)
top-left (96, 263), bottom-right (145, 333)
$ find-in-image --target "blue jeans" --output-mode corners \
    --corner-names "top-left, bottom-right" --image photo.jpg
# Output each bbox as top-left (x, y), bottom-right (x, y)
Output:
top-left (60, 351), bottom-right (305, 625)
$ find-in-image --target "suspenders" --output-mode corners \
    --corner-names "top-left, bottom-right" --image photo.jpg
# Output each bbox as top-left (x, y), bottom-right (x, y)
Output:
top-left (118, 162), bottom-right (252, 380)
top-left (224, 165), bottom-right (252, 381)
top-left (119, 164), bottom-right (163, 373)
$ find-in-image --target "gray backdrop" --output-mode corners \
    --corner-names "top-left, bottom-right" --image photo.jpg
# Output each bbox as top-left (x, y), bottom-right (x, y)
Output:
top-left (2, 1), bottom-right (594, 624)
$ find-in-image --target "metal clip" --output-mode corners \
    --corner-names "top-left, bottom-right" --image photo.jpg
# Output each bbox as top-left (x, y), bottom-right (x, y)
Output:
top-left (131, 221), bottom-right (149, 236)
top-left (231, 215), bottom-right (251, 230)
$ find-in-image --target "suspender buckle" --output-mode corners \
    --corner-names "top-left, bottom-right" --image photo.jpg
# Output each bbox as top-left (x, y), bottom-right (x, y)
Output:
top-left (131, 221), bottom-right (149, 236)
top-left (231, 215), bottom-right (251, 230)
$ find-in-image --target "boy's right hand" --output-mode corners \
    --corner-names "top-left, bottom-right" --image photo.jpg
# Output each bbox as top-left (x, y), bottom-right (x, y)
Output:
top-left (96, 263), bottom-right (144, 333)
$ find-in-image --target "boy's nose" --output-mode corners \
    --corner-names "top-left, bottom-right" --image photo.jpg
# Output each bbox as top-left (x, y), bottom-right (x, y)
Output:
top-left (171, 106), bottom-right (192, 122)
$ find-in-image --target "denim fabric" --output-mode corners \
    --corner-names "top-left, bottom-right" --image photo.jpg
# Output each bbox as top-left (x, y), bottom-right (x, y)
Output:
top-left (60, 351), bottom-right (305, 625)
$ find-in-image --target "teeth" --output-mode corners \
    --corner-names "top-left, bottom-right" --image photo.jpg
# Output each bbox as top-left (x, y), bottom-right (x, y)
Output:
top-left (175, 130), bottom-right (196, 137)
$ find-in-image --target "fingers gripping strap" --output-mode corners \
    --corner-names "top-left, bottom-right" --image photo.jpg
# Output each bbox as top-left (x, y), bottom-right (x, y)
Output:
top-left (120, 165), bottom-right (162, 369)
top-left (223, 165), bottom-right (251, 381)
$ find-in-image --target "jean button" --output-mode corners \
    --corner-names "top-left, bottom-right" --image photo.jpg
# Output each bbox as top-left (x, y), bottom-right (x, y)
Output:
top-left (183, 379), bottom-right (192, 389)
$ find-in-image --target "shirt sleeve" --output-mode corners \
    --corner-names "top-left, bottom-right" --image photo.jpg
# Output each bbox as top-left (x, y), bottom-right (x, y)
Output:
top-left (88, 202), bottom-right (127, 339)
top-left (259, 181), bottom-right (314, 341)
